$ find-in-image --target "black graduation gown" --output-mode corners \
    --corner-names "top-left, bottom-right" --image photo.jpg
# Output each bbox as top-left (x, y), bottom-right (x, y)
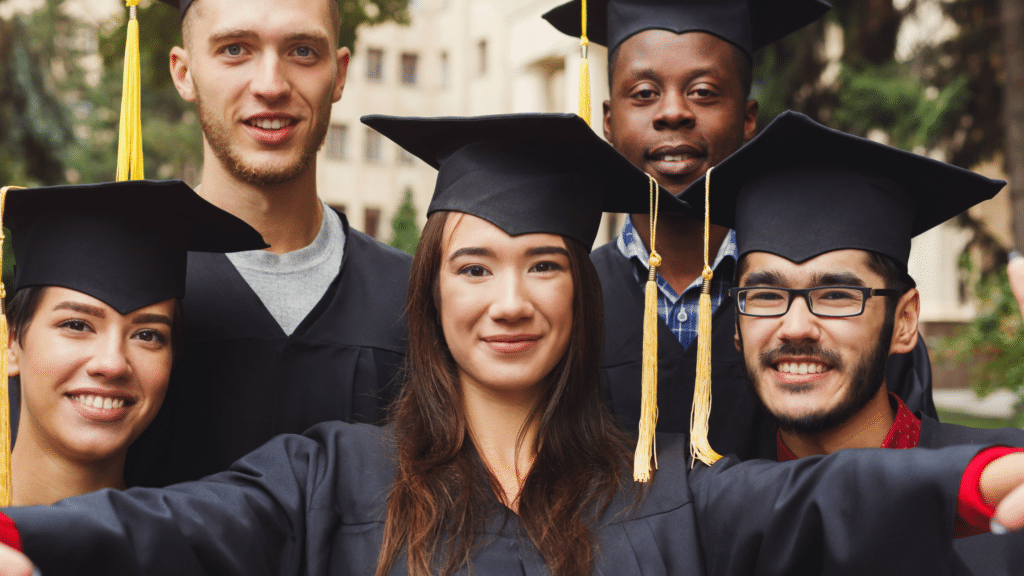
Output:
top-left (7, 423), bottom-right (978, 576)
top-left (592, 243), bottom-right (938, 461)
top-left (916, 415), bottom-right (1024, 575)
top-left (124, 213), bottom-right (412, 487)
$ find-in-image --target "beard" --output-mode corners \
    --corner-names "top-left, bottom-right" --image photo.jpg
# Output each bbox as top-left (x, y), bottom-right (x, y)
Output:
top-left (740, 316), bottom-right (895, 435)
top-left (195, 89), bottom-right (332, 187)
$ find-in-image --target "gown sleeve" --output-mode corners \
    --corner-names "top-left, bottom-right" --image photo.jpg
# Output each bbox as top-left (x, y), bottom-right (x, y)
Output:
top-left (690, 445), bottom-right (982, 576)
top-left (5, 422), bottom-right (393, 576)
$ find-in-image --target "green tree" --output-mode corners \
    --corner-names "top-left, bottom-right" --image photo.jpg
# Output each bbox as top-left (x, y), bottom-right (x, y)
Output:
top-left (389, 188), bottom-right (419, 256)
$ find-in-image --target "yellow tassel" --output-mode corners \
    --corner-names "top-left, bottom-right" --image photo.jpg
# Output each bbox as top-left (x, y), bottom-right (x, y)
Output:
top-left (577, 0), bottom-right (591, 124)
top-left (690, 168), bottom-right (722, 467)
top-left (634, 175), bottom-right (660, 482)
top-left (116, 0), bottom-right (144, 181)
top-left (0, 186), bottom-right (14, 506)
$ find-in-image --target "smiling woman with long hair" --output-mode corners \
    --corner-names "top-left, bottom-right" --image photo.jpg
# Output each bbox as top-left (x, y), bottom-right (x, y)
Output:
top-left (0, 115), bottom-right (1019, 576)
top-left (2, 180), bottom-right (263, 506)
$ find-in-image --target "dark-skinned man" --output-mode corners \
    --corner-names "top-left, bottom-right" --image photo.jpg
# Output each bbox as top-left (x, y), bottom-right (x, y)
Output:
top-left (544, 0), bottom-right (936, 460)
top-left (126, 0), bottom-right (411, 487)
top-left (694, 110), bottom-right (1024, 575)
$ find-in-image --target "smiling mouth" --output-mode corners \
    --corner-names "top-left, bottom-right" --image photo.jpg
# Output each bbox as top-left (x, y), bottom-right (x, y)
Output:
top-left (774, 361), bottom-right (830, 375)
top-left (245, 118), bottom-right (296, 131)
top-left (67, 394), bottom-right (132, 410)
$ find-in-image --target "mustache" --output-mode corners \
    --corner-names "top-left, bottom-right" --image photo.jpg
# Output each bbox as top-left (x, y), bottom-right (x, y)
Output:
top-left (759, 343), bottom-right (844, 371)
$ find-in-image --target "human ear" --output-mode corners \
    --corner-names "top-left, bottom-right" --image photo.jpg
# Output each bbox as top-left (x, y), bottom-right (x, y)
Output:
top-left (170, 46), bottom-right (196, 103)
top-left (7, 337), bottom-right (21, 378)
top-left (332, 47), bottom-right (350, 103)
top-left (742, 99), bottom-right (759, 143)
top-left (889, 288), bottom-right (920, 355)
top-left (603, 100), bottom-right (613, 142)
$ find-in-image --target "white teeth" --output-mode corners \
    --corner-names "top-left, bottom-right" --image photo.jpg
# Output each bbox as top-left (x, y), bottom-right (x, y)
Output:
top-left (103, 397), bottom-right (112, 409)
top-left (71, 394), bottom-right (127, 410)
top-left (252, 118), bottom-right (287, 130)
top-left (798, 363), bottom-right (808, 375)
top-left (777, 362), bottom-right (827, 375)
top-left (113, 399), bottom-right (124, 409)
top-left (661, 155), bottom-right (690, 162)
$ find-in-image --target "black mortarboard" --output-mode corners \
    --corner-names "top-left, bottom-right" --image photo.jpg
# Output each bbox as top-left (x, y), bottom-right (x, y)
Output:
top-left (361, 113), bottom-right (689, 248)
top-left (679, 111), bottom-right (1006, 269)
top-left (543, 0), bottom-right (830, 58)
top-left (4, 180), bottom-right (267, 314)
top-left (156, 0), bottom-right (192, 19)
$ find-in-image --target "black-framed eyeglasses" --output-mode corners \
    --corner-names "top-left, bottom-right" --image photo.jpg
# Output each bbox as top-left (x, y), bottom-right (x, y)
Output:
top-left (728, 286), bottom-right (902, 318)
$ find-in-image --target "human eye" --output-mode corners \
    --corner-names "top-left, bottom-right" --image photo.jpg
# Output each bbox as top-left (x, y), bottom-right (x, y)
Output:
top-left (687, 83), bottom-right (719, 101)
top-left (57, 319), bottom-right (92, 333)
top-left (292, 45), bottom-right (317, 59)
top-left (458, 264), bottom-right (491, 278)
top-left (630, 83), bottom-right (660, 102)
top-left (746, 289), bottom-right (784, 302)
top-left (222, 43), bottom-right (245, 57)
top-left (816, 288), bottom-right (859, 302)
top-left (133, 328), bottom-right (170, 347)
top-left (529, 261), bottom-right (565, 274)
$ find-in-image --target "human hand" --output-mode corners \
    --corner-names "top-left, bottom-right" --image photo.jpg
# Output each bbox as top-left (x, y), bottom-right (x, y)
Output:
top-left (0, 542), bottom-right (34, 576)
top-left (980, 452), bottom-right (1024, 533)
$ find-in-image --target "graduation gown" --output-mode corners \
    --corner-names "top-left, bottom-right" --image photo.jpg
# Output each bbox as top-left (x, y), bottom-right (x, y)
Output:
top-left (592, 243), bottom-right (938, 460)
top-left (125, 213), bottom-right (412, 487)
top-left (916, 415), bottom-right (1024, 575)
top-left (7, 422), bottom-right (978, 576)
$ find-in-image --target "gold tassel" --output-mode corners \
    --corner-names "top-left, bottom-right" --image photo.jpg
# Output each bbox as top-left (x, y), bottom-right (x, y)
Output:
top-left (116, 0), bottom-right (144, 181)
top-left (634, 175), bottom-right (660, 482)
top-left (690, 168), bottom-right (722, 467)
top-left (577, 0), bottom-right (591, 124)
top-left (0, 186), bottom-right (15, 506)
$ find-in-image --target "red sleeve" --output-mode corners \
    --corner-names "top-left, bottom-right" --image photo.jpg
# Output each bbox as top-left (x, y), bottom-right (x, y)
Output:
top-left (0, 512), bottom-right (22, 552)
top-left (956, 446), bottom-right (1024, 538)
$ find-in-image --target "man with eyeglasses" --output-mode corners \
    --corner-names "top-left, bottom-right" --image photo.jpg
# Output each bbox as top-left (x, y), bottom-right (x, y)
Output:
top-left (680, 110), bottom-right (1024, 574)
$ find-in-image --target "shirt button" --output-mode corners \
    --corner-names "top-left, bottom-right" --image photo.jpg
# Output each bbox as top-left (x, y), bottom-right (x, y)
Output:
top-left (677, 310), bottom-right (688, 322)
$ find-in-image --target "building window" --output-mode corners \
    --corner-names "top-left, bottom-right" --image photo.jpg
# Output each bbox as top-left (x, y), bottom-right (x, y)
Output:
top-left (477, 40), bottom-right (487, 76)
top-left (364, 128), bottom-right (383, 163)
top-left (325, 123), bottom-right (348, 160)
top-left (401, 52), bottom-right (419, 86)
top-left (364, 208), bottom-right (382, 239)
top-left (366, 48), bottom-right (384, 82)
top-left (439, 51), bottom-right (449, 88)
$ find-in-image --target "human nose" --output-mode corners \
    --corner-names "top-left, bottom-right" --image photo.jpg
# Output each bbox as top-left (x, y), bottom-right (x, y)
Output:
top-left (489, 273), bottom-right (533, 323)
top-left (250, 53), bottom-right (291, 102)
top-left (653, 89), bottom-right (695, 130)
top-left (86, 332), bottom-right (131, 379)
top-left (776, 294), bottom-right (821, 343)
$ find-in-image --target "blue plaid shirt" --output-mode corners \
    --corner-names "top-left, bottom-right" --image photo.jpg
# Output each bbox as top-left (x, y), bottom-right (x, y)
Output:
top-left (616, 214), bottom-right (737, 350)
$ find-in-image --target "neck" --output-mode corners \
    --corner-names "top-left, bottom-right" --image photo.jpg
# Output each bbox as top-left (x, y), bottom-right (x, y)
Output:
top-left (198, 148), bottom-right (324, 254)
top-left (779, 385), bottom-right (895, 458)
top-left (630, 213), bottom-right (730, 293)
top-left (11, 419), bottom-right (126, 506)
top-left (461, 382), bottom-right (542, 512)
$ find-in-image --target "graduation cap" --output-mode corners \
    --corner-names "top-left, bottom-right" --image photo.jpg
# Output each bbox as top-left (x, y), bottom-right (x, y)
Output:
top-left (362, 113), bottom-right (689, 248)
top-left (680, 110), bottom-right (1006, 269)
top-left (155, 0), bottom-right (193, 19)
top-left (362, 112), bottom-right (689, 480)
top-left (542, 0), bottom-right (831, 58)
top-left (3, 180), bottom-right (266, 315)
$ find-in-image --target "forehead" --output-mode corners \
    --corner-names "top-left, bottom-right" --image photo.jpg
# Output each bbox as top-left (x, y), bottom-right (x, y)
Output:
top-left (740, 250), bottom-right (883, 285)
top-left (612, 29), bottom-right (742, 82)
top-left (441, 213), bottom-right (566, 255)
top-left (190, 0), bottom-right (333, 43)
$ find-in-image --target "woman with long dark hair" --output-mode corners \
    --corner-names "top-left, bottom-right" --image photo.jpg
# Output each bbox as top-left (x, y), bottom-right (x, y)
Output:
top-left (0, 115), bottom-right (1021, 576)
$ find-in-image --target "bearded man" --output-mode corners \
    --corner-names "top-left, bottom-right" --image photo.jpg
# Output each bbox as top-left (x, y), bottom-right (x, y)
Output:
top-left (126, 0), bottom-right (411, 487)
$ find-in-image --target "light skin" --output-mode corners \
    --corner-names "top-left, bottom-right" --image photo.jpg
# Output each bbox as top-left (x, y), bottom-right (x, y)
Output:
top-left (8, 288), bottom-right (175, 506)
top-left (169, 0), bottom-right (350, 253)
top-left (735, 250), bottom-right (920, 458)
top-left (604, 30), bottom-right (757, 292)
top-left (438, 214), bottom-right (574, 509)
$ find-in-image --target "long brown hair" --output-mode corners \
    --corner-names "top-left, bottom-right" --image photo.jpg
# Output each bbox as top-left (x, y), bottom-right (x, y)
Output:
top-left (377, 211), bottom-right (633, 576)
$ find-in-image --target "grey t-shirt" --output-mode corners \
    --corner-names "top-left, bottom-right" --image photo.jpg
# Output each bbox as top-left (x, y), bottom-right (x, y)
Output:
top-left (226, 203), bottom-right (345, 335)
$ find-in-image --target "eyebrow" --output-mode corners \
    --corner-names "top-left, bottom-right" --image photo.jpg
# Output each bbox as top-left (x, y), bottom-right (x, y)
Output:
top-left (525, 246), bottom-right (570, 258)
top-left (53, 301), bottom-right (106, 318)
top-left (132, 313), bottom-right (173, 327)
top-left (447, 245), bottom-right (570, 262)
top-left (448, 247), bottom-right (494, 262)
top-left (207, 30), bottom-right (330, 48)
top-left (742, 270), bottom-right (866, 287)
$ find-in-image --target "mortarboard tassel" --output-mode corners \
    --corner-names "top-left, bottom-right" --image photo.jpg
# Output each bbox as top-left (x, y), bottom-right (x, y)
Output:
top-left (690, 167), bottom-right (722, 467)
top-left (634, 174), bottom-right (660, 482)
top-left (0, 186), bottom-right (17, 506)
top-left (577, 0), bottom-right (591, 125)
top-left (116, 0), bottom-right (144, 181)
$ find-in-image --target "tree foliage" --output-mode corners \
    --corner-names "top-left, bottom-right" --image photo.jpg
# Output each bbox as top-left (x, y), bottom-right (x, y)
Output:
top-left (389, 187), bottom-right (419, 256)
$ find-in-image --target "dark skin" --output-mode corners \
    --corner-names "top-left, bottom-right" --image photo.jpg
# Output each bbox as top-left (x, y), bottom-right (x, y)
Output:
top-left (604, 30), bottom-right (758, 292)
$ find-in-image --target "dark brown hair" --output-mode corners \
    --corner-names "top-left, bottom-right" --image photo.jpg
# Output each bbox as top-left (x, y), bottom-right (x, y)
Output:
top-left (376, 211), bottom-right (633, 576)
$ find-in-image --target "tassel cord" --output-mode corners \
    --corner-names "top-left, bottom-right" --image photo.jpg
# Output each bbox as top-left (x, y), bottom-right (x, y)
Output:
top-left (634, 175), bottom-right (661, 482)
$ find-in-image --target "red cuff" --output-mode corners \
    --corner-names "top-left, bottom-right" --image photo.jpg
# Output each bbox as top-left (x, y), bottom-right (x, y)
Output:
top-left (956, 446), bottom-right (1024, 538)
top-left (0, 512), bottom-right (22, 552)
